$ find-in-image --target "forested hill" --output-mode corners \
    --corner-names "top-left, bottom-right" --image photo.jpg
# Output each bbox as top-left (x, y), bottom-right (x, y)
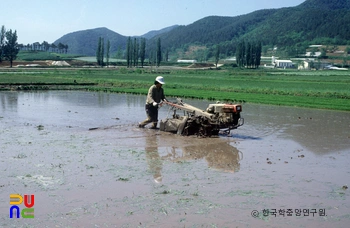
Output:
top-left (54, 27), bottom-right (127, 56)
top-left (298, 0), bottom-right (350, 10)
top-left (55, 0), bottom-right (350, 56)
top-left (142, 25), bottom-right (179, 40)
top-left (151, 9), bottom-right (278, 50)
top-left (54, 25), bottom-right (180, 56)
top-left (147, 0), bottom-right (350, 55)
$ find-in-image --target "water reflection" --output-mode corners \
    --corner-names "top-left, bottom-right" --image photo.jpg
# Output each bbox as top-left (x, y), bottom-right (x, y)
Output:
top-left (0, 91), bottom-right (19, 112)
top-left (144, 134), bottom-right (242, 183)
top-left (163, 140), bottom-right (242, 173)
top-left (145, 135), bottom-right (163, 183)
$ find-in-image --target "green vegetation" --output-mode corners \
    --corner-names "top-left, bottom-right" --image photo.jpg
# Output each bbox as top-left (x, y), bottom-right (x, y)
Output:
top-left (96, 37), bottom-right (105, 67)
top-left (17, 51), bottom-right (81, 61)
top-left (0, 68), bottom-right (349, 111)
top-left (149, 0), bottom-right (350, 60)
top-left (236, 41), bottom-right (262, 69)
top-left (1, 28), bottom-right (19, 67)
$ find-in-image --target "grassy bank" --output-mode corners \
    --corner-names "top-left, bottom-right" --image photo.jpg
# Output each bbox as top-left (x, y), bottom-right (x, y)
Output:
top-left (0, 67), bottom-right (349, 111)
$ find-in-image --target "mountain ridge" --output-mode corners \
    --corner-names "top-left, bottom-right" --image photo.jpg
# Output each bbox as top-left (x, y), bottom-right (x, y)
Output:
top-left (54, 0), bottom-right (350, 57)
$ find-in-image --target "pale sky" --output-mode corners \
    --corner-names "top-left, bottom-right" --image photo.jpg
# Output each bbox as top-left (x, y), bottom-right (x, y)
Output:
top-left (1, 0), bottom-right (305, 44)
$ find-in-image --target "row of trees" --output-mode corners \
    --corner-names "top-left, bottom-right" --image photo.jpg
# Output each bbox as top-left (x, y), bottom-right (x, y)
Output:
top-left (0, 25), bottom-right (19, 67)
top-left (19, 42), bottom-right (69, 53)
top-left (97, 36), bottom-right (164, 68)
top-left (95, 34), bottom-right (263, 69)
top-left (236, 41), bottom-right (262, 68)
top-left (126, 37), bottom-right (162, 68)
top-left (1, 25), bottom-right (70, 67)
top-left (125, 37), bottom-right (146, 67)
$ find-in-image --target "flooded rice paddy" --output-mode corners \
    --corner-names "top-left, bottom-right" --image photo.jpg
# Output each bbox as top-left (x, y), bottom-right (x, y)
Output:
top-left (0, 91), bottom-right (349, 228)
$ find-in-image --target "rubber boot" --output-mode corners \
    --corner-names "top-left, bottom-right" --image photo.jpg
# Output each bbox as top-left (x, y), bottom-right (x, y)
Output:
top-left (150, 122), bottom-right (158, 129)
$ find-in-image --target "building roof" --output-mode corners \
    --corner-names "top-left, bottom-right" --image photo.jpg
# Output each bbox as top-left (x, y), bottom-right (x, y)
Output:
top-left (275, 60), bottom-right (293, 63)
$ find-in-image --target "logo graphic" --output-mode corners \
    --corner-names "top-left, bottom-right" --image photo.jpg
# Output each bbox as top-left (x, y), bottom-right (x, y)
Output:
top-left (9, 194), bottom-right (35, 218)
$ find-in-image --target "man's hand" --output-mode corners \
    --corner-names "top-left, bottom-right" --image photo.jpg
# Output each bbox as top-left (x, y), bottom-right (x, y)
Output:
top-left (152, 102), bottom-right (158, 107)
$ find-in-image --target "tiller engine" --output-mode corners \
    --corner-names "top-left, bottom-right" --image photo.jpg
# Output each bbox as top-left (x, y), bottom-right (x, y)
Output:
top-left (160, 98), bottom-right (244, 137)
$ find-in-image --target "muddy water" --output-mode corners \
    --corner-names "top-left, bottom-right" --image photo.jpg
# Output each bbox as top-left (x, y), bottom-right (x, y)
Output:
top-left (0, 91), bottom-right (349, 228)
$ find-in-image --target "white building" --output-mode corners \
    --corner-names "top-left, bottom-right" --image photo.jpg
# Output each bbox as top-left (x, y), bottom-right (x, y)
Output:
top-left (177, 60), bottom-right (197, 63)
top-left (305, 52), bottom-right (321, 57)
top-left (274, 60), bottom-right (294, 68)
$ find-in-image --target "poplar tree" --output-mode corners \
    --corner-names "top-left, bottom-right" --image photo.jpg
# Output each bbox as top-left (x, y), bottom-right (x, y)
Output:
top-left (140, 37), bottom-right (146, 67)
top-left (96, 37), bottom-right (102, 66)
top-left (96, 37), bottom-right (105, 67)
top-left (215, 44), bottom-right (220, 68)
top-left (255, 41), bottom-right (262, 68)
top-left (106, 40), bottom-right (110, 67)
top-left (165, 49), bottom-right (169, 62)
top-left (100, 38), bottom-right (104, 67)
top-left (133, 38), bottom-right (139, 67)
top-left (246, 42), bottom-right (251, 68)
top-left (0, 25), bottom-right (6, 63)
top-left (126, 37), bottom-right (132, 67)
top-left (156, 38), bottom-right (161, 67)
top-left (96, 38), bottom-right (100, 65)
top-left (236, 41), bottom-right (245, 68)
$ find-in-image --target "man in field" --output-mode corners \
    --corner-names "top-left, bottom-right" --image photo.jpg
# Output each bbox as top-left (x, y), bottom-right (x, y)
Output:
top-left (139, 76), bottom-right (167, 129)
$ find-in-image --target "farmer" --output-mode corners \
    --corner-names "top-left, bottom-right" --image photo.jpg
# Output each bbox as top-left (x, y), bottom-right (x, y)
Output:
top-left (139, 76), bottom-right (167, 129)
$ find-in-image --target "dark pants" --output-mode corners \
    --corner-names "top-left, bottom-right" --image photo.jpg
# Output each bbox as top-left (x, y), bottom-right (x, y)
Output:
top-left (140, 104), bottom-right (158, 127)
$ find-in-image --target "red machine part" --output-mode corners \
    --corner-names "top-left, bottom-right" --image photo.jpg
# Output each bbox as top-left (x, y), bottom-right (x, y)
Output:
top-left (222, 104), bottom-right (242, 113)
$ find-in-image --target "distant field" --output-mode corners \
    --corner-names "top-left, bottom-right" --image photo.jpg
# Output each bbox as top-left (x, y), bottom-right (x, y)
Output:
top-left (17, 51), bottom-right (81, 61)
top-left (0, 68), bottom-right (349, 111)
